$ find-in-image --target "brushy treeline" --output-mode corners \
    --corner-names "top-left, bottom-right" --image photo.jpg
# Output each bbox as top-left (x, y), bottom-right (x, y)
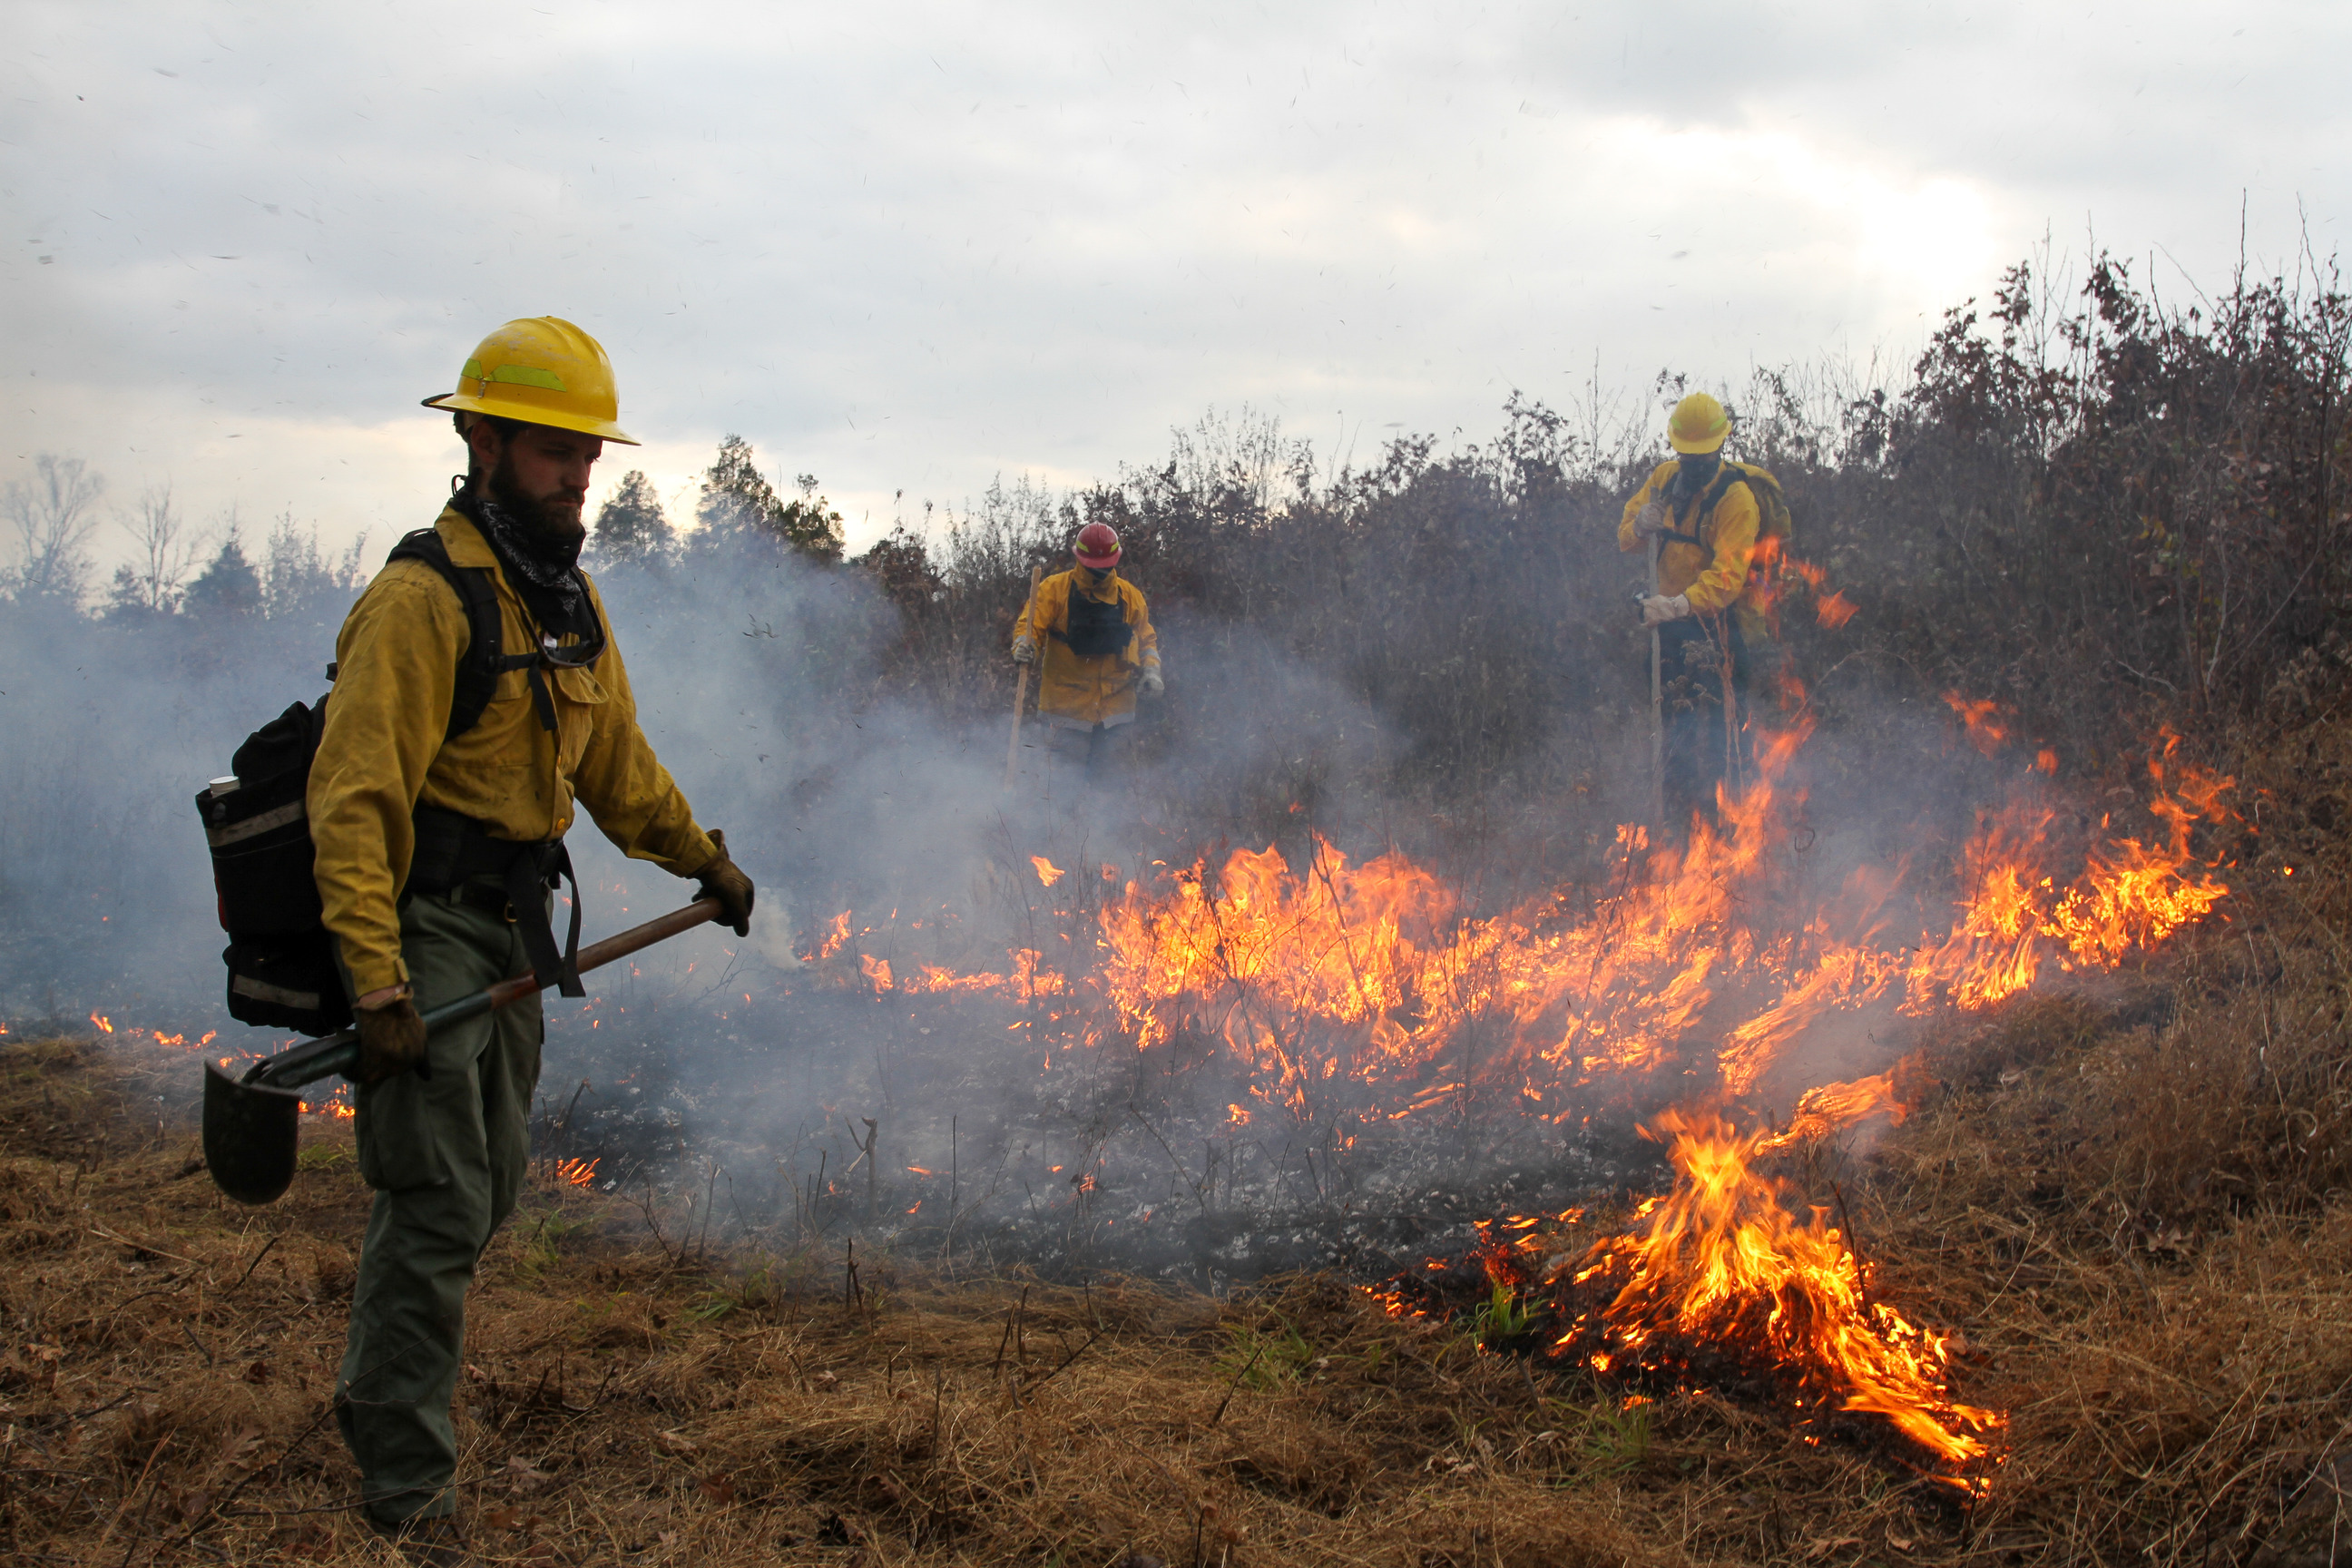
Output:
top-left (5, 249), bottom-right (2347, 943)
top-left (808, 250), bottom-right (2352, 876)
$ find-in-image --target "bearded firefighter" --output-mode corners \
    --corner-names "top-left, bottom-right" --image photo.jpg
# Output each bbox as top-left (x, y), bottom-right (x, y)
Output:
top-left (1012, 522), bottom-right (1162, 782)
top-left (1622, 391), bottom-right (1759, 834)
top-left (307, 316), bottom-right (753, 1555)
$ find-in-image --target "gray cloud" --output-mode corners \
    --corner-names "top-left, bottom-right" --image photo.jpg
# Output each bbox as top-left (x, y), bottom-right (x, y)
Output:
top-left (4, 0), bottom-right (2345, 564)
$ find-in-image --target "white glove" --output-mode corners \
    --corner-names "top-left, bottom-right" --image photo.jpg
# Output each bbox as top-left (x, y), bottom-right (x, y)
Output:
top-left (1012, 635), bottom-right (1037, 665)
top-left (1640, 593), bottom-right (1691, 627)
top-left (1632, 500), bottom-right (1669, 538)
top-left (1141, 669), bottom-right (1164, 698)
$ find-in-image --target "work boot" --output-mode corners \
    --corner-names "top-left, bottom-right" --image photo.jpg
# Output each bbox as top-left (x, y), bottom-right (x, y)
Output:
top-left (369, 1514), bottom-right (468, 1567)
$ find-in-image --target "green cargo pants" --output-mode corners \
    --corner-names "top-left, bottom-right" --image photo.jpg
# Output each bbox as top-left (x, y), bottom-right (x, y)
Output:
top-left (337, 883), bottom-right (542, 1524)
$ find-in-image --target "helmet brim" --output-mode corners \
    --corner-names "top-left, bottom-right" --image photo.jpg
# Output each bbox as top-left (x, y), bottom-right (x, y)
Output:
top-left (1668, 428), bottom-right (1727, 455)
top-left (422, 391), bottom-right (640, 446)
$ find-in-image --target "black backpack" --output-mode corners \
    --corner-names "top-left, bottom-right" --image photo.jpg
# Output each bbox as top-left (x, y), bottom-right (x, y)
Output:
top-left (195, 527), bottom-right (544, 1034)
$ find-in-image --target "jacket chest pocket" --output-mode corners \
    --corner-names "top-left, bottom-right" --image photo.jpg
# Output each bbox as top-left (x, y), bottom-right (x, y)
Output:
top-left (551, 663), bottom-right (607, 770)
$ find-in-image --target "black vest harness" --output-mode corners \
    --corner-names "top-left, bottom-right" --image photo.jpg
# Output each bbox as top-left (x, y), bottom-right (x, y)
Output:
top-left (1656, 463), bottom-right (1750, 556)
top-left (1055, 585), bottom-right (1134, 658)
top-left (381, 526), bottom-right (603, 995)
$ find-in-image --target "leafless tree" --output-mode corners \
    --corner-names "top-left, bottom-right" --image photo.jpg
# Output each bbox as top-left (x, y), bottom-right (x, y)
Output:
top-left (1, 454), bottom-right (105, 607)
top-left (106, 485), bottom-right (205, 615)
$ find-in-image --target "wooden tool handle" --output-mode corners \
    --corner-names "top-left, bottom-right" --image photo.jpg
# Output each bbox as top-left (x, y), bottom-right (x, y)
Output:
top-left (251, 898), bottom-right (723, 1091)
top-left (1004, 562), bottom-right (1044, 789)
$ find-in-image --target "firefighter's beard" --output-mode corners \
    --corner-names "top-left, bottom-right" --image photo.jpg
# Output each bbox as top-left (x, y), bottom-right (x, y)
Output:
top-left (486, 454), bottom-right (589, 554)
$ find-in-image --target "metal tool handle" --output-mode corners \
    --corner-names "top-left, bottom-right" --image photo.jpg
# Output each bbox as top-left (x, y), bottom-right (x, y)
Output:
top-left (243, 897), bottom-right (723, 1092)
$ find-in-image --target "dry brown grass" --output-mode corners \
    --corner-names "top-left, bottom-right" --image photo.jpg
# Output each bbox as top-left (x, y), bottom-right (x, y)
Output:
top-left (1846, 925), bottom-right (2352, 1565)
top-left (4, 892), bottom-right (2350, 1567)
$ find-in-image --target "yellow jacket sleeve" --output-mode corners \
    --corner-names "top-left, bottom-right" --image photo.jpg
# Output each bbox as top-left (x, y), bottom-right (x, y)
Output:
top-left (1014, 573), bottom-right (1064, 647)
top-left (569, 586), bottom-right (719, 876)
top-left (1682, 483), bottom-right (1759, 612)
top-left (1125, 582), bottom-right (1160, 671)
top-left (308, 565), bottom-right (469, 995)
top-left (1618, 463), bottom-right (1675, 554)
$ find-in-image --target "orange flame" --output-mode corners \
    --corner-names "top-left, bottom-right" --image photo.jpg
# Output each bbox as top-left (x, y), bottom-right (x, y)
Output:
top-left (1567, 1109), bottom-right (2002, 1466)
top-left (554, 1157), bottom-right (598, 1188)
top-left (1032, 856), bottom-right (1065, 887)
top-left (1943, 693), bottom-right (2010, 757)
top-left (89, 1012), bottom-right (113, 1034)
top-left (801, 911), bottom-right (853, 964)
top-left (1760, 1071), bottom-right (1907, 1152)
top-left (799, 733), bottom-right (2230, 1129)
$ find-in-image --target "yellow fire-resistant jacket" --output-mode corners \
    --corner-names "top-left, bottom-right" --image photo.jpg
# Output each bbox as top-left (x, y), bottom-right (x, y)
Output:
top-left (1013, 567), bottom-right (1161, 730)
top-left (1617, 459), bottom-right (1759, 614)
top-left (309, 505), bottom-right (720, 995)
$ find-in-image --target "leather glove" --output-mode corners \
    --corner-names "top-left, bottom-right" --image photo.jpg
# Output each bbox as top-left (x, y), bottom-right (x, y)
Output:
top-left (1632, 500), bottom-right (1669, 538)
top-left (353, 995), bottom-right (427, 1085)
top-left (696, 828), bottom-right (756, 936)
top-left (1640, 593), bottom-right (1691, 627)
top-left (1012, 635), bottom-right (1037, 665)
top-left (1141, 669), bottom-right (1164, 698)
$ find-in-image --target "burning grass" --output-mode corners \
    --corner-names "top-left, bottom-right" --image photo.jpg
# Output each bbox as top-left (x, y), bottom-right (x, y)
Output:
top-left (799, 719), bottom-right (2239, 1155)
top-left (5, 910), bottom-right (2352, 1567)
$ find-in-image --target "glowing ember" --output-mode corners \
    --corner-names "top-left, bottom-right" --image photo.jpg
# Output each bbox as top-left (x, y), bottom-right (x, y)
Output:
top-left (1561, 1109), bottom-right (2002, 1472)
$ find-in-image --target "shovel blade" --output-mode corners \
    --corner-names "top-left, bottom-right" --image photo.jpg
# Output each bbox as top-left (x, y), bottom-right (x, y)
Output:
top-left (203, 1059), bottom-right (306, 1205)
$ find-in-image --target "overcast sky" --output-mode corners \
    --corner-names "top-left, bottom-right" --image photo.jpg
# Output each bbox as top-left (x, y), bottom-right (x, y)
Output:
top-left (3, 1), bottom-right (2341, 572)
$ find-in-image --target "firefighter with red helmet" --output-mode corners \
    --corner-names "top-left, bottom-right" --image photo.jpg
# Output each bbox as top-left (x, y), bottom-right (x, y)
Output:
top-left (1013, 522), bottom-right (1161, 781)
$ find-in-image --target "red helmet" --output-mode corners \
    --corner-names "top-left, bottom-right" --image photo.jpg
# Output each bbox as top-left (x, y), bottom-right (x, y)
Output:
top-left (1073, 522), bottom-right (1122, 570)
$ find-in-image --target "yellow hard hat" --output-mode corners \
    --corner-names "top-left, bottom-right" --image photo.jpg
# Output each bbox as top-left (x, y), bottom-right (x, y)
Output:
top-left (1667, 392), bottom-right (1730, 455)
top-left (421, 316), bottom-right (640, 445)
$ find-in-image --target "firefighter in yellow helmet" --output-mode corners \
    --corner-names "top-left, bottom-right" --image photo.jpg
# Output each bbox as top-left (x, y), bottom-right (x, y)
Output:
top-left (1620, 391), bottom-right (1758, 834)
top-left (307, 316), bottom-right (753, 1554)
top-left (1012, 521), bottom-right (1162, 785)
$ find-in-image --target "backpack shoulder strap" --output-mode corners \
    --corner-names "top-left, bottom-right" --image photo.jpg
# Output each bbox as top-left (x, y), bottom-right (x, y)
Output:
top-left (385, 527), bottom-right (532, 741)
top-left (1701, 464), bottom-right (1750, 513)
